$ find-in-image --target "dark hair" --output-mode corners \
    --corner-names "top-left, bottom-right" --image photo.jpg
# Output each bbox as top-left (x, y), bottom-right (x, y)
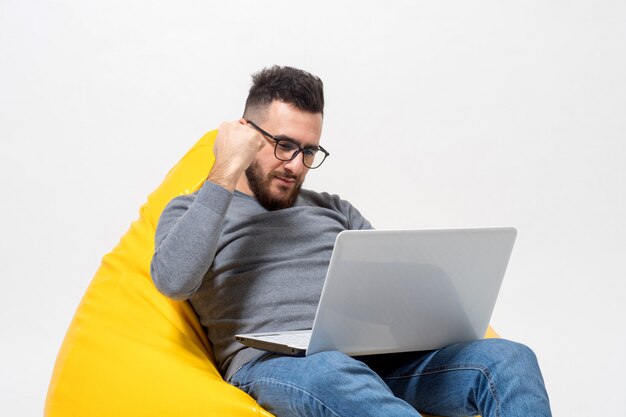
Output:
top-left (243, 66), bottom-right (324, 120)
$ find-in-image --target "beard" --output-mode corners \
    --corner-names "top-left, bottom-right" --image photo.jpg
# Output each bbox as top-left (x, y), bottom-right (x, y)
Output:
top-left (245, 161), bottom-right (304, 211)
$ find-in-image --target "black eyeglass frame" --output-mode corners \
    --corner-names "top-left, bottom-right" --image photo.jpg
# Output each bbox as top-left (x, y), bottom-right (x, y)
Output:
top-left (245, 119), bottom-right (330, 169)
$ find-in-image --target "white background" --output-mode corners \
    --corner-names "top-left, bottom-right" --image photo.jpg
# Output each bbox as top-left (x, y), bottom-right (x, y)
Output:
top-left (1, 1), bottom-right (625, 415)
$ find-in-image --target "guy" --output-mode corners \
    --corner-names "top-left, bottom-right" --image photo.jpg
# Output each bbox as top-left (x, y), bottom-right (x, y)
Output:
top-left (151, 66), bottom-right (552, 417)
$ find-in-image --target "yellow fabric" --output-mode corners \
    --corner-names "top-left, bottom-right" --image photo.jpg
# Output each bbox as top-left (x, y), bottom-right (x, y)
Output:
top-left (46, 130), bottom-right (272, 417)
top-left (45, 130), bottom-right (497, 417)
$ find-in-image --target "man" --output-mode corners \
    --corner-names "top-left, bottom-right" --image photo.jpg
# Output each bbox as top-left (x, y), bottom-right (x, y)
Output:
top-left (151, 66), bottom-right (552, 417)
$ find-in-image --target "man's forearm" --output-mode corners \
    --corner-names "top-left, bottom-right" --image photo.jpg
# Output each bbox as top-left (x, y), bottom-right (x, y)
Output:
top-left (206, 161), bottom-right (243, 192)
top-left (206, 120), bottom-right (266, 192)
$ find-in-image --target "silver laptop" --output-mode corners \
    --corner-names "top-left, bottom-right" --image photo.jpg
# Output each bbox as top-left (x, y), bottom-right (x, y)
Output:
top-left (236, 227), bottom-right (516, 357)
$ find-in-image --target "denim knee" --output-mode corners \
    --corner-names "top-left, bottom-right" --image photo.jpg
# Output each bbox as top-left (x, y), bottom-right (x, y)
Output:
top-left (471, 338), bottom-right (542, 382)
top-left (472, 339), bottom-right (550, 416)
top-left (483, 339), bottom-right (538, 365)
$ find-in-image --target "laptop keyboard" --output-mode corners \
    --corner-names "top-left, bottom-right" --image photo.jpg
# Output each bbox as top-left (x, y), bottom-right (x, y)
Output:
top-left (259, 332), bottom-right (312, 348)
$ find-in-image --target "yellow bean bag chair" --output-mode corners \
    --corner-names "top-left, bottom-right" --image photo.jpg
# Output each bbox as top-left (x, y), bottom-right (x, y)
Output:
top-left (45, 130), bottom-right (497, 417)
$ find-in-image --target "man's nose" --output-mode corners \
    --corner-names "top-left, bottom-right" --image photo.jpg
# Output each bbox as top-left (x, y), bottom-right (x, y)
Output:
top-left (283, 153), bottom-right (306, 175)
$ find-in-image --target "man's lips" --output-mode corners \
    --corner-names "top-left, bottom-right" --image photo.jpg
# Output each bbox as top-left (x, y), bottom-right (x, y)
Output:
top-left (274, 176), bottom-right (296, 184)
top-left (272, 173), bottom-right (298, 185)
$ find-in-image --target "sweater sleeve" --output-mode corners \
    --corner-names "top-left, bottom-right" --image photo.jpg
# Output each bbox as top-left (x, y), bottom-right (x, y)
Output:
top-left (345, 201), bottom-right (374, 231)
top-left (150, 181), bottom-right (233, 300)
top-left (319, 192), bottom-right (374, 230)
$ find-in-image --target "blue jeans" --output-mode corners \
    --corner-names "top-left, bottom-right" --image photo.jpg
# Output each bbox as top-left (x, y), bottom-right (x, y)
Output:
top-left (230, 338), bottom-right (551, 417)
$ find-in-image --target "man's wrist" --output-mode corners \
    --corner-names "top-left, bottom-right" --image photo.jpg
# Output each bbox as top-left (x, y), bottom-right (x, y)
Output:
top-left (207, 162), bottom-right (243, 192)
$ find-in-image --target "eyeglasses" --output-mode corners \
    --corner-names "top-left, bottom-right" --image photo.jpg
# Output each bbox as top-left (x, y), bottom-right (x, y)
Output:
top-left (246, 120), bottom-right (330, 169)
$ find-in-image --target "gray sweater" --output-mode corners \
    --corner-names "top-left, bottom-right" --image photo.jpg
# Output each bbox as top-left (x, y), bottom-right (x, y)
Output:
top-left (150, 180), bottom-right (372, 380)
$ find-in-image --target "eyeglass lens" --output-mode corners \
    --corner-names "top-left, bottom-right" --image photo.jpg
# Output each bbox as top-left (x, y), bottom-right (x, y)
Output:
top-left (274, 140), bottom-right (326, 168)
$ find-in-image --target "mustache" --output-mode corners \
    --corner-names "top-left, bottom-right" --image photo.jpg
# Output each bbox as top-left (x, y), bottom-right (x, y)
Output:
top-left (272, 171), bottom-right (299, 181)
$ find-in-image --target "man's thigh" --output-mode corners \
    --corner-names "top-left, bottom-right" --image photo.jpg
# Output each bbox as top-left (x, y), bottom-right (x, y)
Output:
top-left (359, 338), bottom-right (544, 417)
top-left (230, 350), bottom-right (421, 417)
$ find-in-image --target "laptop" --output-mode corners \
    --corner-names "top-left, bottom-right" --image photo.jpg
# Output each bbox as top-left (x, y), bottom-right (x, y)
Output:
top-left (236, 227), bottom-right (516, 357)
